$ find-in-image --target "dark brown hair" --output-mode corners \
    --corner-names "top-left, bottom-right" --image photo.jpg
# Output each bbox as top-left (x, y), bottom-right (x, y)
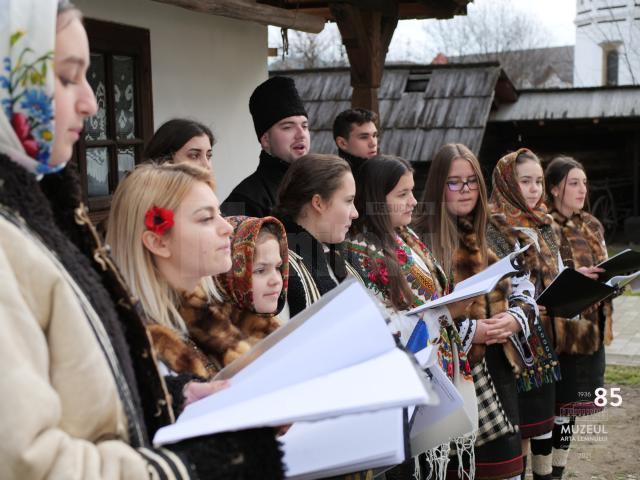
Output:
top-left (413, 144), bottom-right (488, 275)
top-left (275, 153), bottom-right (351, 220)
top-left (350, 155), bottom-right (415, 310)
top-left (144, 119), bottom-right (215, 163)
top-left (545, 155), bottom-right (588, 210)
top-left (333, 108), bottom-right (379, 141)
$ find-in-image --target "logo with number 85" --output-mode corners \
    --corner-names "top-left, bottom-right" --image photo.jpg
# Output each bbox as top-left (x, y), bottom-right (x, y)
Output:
top-left (594, 387), bottom-right (622, 407)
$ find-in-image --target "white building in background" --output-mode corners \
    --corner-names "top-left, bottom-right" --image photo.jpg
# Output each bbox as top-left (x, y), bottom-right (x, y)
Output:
top-left (574, 0), bottom-right (640, 86)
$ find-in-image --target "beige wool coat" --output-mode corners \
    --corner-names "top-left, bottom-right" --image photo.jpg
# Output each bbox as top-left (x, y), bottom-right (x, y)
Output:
top-left (0, 215), bottom-right (164, 479)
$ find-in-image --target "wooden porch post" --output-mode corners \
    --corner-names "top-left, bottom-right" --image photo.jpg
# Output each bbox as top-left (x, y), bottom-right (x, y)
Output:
top-left (330, 1), bottom-right (398, 116)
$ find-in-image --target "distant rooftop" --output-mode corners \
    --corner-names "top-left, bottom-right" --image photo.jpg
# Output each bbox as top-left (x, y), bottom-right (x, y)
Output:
top-left (275, 63), bottom-right (516, 163)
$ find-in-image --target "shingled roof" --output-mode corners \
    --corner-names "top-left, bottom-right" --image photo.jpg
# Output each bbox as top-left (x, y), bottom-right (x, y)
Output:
top-left (275, 63), bottom-right (516, 163)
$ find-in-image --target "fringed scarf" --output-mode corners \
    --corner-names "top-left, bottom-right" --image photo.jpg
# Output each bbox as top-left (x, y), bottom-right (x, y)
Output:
top-left (550, 209), bottom-right (614, 354)
top-left (488, 149), bottom-right (561, 391)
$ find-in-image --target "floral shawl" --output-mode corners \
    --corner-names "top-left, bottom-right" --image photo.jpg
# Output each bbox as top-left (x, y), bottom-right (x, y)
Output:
top-left (214, 215), bottom-right (289, 315)
top-left (344, 226), bottom-right (471, 380)
top-left (0, 0), bottom-right (59, 176)
top-left (174, 216), bottom-right (289, 374)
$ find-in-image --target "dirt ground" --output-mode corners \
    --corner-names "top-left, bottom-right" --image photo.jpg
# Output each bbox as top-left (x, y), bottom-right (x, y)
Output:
top-left (524, 383), bottom-right (640, 480)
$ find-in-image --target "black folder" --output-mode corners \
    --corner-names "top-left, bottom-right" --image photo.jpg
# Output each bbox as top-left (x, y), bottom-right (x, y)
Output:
top-left (597, 249), bottom-right (640, 282)
top-left (536, 268), bottom-right (615, 319)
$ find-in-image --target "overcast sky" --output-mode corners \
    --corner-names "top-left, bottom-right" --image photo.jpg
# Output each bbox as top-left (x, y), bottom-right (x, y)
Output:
top-left (268, 0), bottom-right (578, 64)
top-left (387, 0), bottom-right (577, 61)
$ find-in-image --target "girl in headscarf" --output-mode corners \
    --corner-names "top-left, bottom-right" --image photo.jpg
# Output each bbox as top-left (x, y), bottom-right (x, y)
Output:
top-left (545, 156), bottom-right (613, 480)
top-left (486, 149), bottom-right (562, 480)
top-left (178, 215), bottom-right (288, 367)
top-left (413, 144), bottom-right (540, 480)
top-left (0, 2), bottom-right (283, 478)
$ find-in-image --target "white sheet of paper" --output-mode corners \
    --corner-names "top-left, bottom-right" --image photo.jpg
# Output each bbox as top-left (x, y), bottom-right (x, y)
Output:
top-left (454, 243), bottom-right (529, 291)
top-left (203, 280), bottom-right (396, 417)
top-left (282, 408), bottom-right (406, 480)
top-left (414, 344), bottom-right (439, 369)
top-left (153, 348), bottom-right (429, 446)
top-left (407, 245), bottom-right (529, 315)
top-left (606, 271), bottom-right (640, 290)
top-left (409, 364), bottom-right (471, 454)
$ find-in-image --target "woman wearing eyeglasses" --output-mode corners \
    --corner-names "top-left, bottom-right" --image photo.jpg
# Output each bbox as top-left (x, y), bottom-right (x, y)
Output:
top-left (413, 144), bottom-right (540, 480)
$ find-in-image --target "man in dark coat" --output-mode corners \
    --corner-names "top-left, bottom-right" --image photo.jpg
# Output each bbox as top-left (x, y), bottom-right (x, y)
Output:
top-left (333, 108), bottom-right (379, 182)
top-left (221, 76), bottom-right (309, 217)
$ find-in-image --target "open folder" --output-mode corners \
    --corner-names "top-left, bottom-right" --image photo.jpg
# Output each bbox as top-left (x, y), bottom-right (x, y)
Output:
top-left (406, 244), bottom-right (529, 315)
top-left (537, 249), bottom-right (640, 318)
top-left (597, 248), bottom-right (640, 285)
top-left (153, 280), bottom-right (432, 478)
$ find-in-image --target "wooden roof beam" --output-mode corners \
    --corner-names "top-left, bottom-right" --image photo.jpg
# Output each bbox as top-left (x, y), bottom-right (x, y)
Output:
top-left (152, 0), bottom-right (326, 33)
top-left (258, 1), bottom-right (470, 21)
top-left (331, 1), bottom-right (399, 115)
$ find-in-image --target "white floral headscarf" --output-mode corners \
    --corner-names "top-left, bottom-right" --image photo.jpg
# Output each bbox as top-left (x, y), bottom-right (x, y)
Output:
top-left (0, 0), bottom-right (58, 176)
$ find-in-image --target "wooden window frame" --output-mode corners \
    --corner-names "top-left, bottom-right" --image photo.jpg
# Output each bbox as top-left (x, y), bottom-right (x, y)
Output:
top-left (74, 18), bottom-right (153, 224)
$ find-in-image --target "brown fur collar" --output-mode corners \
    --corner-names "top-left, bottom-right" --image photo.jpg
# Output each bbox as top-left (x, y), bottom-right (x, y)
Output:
top-left (179, 286), bottom-right (281, 369)
top-left (147, 324), bottom-right (213, 379)
top-left (550, 210), bottom-right (613, 354)
top-left (454, 217), bottom-right (521, 368)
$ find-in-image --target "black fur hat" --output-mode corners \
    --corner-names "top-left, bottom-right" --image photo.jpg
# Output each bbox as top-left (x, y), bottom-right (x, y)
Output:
top-left (249, 76), bottom-right (307, 140)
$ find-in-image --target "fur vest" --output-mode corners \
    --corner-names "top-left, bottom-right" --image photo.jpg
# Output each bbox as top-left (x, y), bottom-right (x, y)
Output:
top-left (454, 217), bottom-right (510, 365)
top-left (550, 209), bottom-right (614, 355)
top-left (148, 287), bottom-right (282, 379)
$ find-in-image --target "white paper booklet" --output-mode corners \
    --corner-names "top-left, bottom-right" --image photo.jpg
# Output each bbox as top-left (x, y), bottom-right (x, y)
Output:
top-left (606, 271), bottom-right (640, 292)
top-left (409, 364), bottom-right (472, 453)
top-left (407, 244), bottom-right (530, 315)
top-left (153, 279), bottom-right (431, 469)
top-left (281, 409), bottom-right (407, 479)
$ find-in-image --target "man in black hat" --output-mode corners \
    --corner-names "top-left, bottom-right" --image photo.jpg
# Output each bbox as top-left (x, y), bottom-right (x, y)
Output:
top-left (221, 76), bottom-right (310, 217)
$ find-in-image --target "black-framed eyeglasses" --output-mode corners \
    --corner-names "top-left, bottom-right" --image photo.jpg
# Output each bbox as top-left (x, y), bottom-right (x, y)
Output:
top-left (446, 178), bottom-right (479, 192)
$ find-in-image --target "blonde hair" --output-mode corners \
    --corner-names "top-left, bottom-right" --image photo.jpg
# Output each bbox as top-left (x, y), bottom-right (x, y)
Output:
top-left (106, 162), bottom-right (219, 332)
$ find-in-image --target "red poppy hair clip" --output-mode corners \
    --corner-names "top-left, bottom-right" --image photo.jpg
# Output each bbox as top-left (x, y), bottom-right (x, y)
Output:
top-left (144, 206), bottom-right (174, 235)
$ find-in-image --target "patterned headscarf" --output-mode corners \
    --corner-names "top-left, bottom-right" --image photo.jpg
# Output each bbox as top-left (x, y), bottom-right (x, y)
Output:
top-left (0, 0), bottom-right (59, 176)
top-left (489, 148), bottom-right (552, 228)
top-left (215, 216), bottom-right (289, 314)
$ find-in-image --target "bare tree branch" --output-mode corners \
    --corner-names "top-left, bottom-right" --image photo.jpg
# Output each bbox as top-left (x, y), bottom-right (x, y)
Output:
top-left (269, 24), bottom-right (347, 70)
top-left (421, 0), bottom-right (565, 88)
